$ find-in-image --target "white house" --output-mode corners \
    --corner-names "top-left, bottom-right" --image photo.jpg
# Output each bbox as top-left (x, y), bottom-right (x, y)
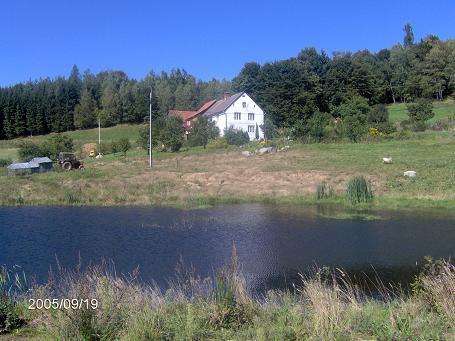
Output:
top-left (203, 92), bottom-right (264, 140)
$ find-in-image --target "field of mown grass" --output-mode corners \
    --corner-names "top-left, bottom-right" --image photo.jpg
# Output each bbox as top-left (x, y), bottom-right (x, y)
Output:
top-left (0, 127), bottom-right (453, 210)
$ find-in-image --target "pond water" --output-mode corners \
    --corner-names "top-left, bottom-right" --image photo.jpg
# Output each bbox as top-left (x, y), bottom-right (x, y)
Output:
top-left (0, 205), bottom-right (454, 293)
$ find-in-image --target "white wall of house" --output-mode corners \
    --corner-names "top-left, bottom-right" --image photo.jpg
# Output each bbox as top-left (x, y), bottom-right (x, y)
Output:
top-left (210, 93), bottom-right (264, 140)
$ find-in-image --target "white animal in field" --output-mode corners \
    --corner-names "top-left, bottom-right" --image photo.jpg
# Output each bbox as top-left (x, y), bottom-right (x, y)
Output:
top-left (383, 157), bottom-right (393, 164)
top-left (404, 171), bottom-right (417, 177)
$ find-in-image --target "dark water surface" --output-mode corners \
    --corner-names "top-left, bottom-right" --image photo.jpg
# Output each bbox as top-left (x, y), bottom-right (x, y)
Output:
top-left (0, 205), bottom-right (454, 292)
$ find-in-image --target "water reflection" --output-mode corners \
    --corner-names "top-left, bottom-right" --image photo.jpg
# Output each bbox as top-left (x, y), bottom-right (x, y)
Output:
top-left (0, 205), bottom-right (453, 293)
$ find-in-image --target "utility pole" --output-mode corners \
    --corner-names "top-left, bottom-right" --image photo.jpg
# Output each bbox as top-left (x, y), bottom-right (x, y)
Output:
top-left (149, 87), bottom-right (152, 168)
top-left (98, 118), bottom-right (101, 156)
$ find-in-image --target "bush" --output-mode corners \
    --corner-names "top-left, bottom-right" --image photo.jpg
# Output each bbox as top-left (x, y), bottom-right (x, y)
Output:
top-left (188, 117), bottom-right (220, 149)
top-left (406, 98), bottom-right (434, 126)
top-left (260, 118), bottom-right (277, 140)
top-left (18, 135), bottom-right (74, 161)
top-left (343, 115), bottom-right (367, 142)
top-left (392, 129), bottom-right (415, 140)
top-left (18, 141), bottom-right (44, 161)
top-left (0, 158), bottom-right (12, 167)
top-left (346, 176), bottom-right (373, 204)
top-left (117, 138), bottom-right (131, 156)
top-left (42, 134), bottom-right (74, 160)
top-left (207, 137), bottom-right (228, 149)
top-left (161, 116), bottom-right (185, 152)
top-left (224, 127), bottom-right (250, 146)
top-left (308, 112), bottom-right (330, 142)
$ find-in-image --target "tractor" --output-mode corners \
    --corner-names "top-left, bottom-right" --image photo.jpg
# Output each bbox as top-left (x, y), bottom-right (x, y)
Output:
top-left (57, 152), bottom-right (84, 170)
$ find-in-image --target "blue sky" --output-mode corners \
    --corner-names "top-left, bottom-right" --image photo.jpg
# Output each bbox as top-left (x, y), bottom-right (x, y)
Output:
top-left (1, 0), bottom-right (454, 86)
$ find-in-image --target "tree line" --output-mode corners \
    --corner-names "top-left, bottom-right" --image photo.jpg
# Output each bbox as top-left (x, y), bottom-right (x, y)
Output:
top-left (0, 68), bottom-right (230, 139)
top-left (233, 25), bottom-right (455, 130)
top-left (1, 24), bottom-right (454, 140)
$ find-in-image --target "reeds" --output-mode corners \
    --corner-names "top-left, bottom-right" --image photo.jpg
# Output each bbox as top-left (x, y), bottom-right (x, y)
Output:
top-left (316, 181), bottom-right (335, 200)
top-left (346, 176), bottom-right (374, 204)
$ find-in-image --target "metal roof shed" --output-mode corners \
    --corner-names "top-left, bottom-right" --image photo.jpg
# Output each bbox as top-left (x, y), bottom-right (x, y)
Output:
top-left (7, 162), bottom-right (40, 176)
top-left (30, 157), bottom-right (53, 173)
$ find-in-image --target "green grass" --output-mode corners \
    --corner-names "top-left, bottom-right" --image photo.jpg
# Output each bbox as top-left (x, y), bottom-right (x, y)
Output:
top-left (388, 99), bottom-right (455, 123)
top-left (0, 130), bottom-right (453, 210)
top-left (0, 123), bottom-right (145, 154)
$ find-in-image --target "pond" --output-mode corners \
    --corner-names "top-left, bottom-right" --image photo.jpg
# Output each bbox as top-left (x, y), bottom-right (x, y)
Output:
top-left (0, 205), bottom-right (454, 293)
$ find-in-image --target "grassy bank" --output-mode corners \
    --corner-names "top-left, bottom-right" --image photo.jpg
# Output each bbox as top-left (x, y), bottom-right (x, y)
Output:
top-left (388, 99), bottom-right (455, 123)
top-left (2, 259), bottom-right (454, 340)
top-left (0, 129), bottom-right (454, 210)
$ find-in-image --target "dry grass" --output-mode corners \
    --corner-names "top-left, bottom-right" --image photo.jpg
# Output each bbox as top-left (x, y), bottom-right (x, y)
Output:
top-left (13, 259), bottom-right (453, 340)
top-left (0, 130), bottom-right (454, 208)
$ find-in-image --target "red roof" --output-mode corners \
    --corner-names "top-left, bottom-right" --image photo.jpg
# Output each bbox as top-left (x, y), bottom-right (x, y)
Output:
top-left (168, 99), bottom-right (217, 122)
top-left (169, 110), bottom-right (197, 121)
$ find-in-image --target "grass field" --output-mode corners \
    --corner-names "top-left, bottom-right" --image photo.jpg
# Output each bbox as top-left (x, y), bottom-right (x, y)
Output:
top-left (388, 99), bottom-right (455, 123)
top-left (0, 101), bottom-right (454, 210)
top-left (0, 128), bottom-right (453, 210)
top-left (0, 124), bottom-right (144, 161)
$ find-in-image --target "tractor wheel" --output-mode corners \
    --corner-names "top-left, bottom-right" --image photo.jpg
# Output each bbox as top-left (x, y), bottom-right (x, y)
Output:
top-left (63, 162), bottom-right (72, 170)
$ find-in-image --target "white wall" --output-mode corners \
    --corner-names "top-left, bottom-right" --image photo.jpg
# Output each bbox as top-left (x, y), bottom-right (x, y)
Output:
top-left (211, 93), bottom-right (264, 140)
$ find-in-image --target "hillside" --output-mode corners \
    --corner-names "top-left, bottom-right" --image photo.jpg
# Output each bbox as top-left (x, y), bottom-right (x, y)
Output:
top-left (388, 99), bottom-right (455, 123)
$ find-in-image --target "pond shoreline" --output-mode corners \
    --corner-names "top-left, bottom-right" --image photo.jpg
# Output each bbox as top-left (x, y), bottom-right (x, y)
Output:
top-left (1, 194), bottom-right (454, 213)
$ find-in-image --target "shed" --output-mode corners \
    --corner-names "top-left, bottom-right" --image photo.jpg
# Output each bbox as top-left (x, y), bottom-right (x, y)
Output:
top-left (7, 162), bottom-right (40, 176)
top-left (30, 157), bottom-right (53, 173)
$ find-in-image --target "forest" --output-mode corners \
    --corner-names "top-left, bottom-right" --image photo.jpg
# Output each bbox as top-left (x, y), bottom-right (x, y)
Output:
top-left (0, 24), bottom-right (454, 140)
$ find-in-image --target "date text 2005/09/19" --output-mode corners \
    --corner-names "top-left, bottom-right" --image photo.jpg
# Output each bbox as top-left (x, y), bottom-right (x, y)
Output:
top-left (28, 298), bottom-right (98, 310)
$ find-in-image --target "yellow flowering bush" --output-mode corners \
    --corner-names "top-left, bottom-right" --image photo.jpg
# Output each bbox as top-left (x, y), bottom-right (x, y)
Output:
top-left (368, 127), bottom-right (379, 136)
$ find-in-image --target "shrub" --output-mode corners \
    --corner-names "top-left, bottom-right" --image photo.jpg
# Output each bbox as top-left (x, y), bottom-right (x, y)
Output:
top-left (308, 112), bottom-right (330, 142)
top-left (343, 115), bottom-right (367, 142)
top-left (42, 134), bottom-right (74, 160)
top-left (18, 141), bottom-right (44, 161)
top-left (406, 98), bottom-right (434, 127)
top-left (18, 135), bottom-right (74, 161)
top-left (260, 118), bottom-right (277, 140)
top-left (110, 140), bottom-right (120, 154)
top-left (393, 129), bottom-right (415, 140)
top-left (188, 117), bottom-right (220, 149)
top-left (346, 176), bottom-right (373, 204)
top-left (0, 158), bottom-right (12, 167)
top-left (316, 182), bottom-right (335, 200)
top-left (117, 137), bottom-right (131, 156)
top-left (161, 116), bottom-right (185, 152)
top-left (207, 137), bottom-right (228, 149)
top-left (224, 127), bottom-right (250, 146)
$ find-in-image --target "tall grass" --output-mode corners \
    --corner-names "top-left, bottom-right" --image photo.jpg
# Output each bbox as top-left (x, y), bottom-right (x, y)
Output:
top-left (346, 176), bottom-right (374, 204)
top-left (17, 258), bottom-right (454, 340)
top-left (0, 266), bottom-right (27, 333)
top-left (316, 181), bottom-right (335, 200)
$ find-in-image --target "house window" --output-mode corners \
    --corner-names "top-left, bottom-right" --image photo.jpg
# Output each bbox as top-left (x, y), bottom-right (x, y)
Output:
top-left (234, 112), bottom-right (241, 120)
top-left (242, 102), bottom-right (246, 108)
top-left (248, 113), bottom-right (254, 120)
top-left (248, 125), bottom-right (255, 133)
